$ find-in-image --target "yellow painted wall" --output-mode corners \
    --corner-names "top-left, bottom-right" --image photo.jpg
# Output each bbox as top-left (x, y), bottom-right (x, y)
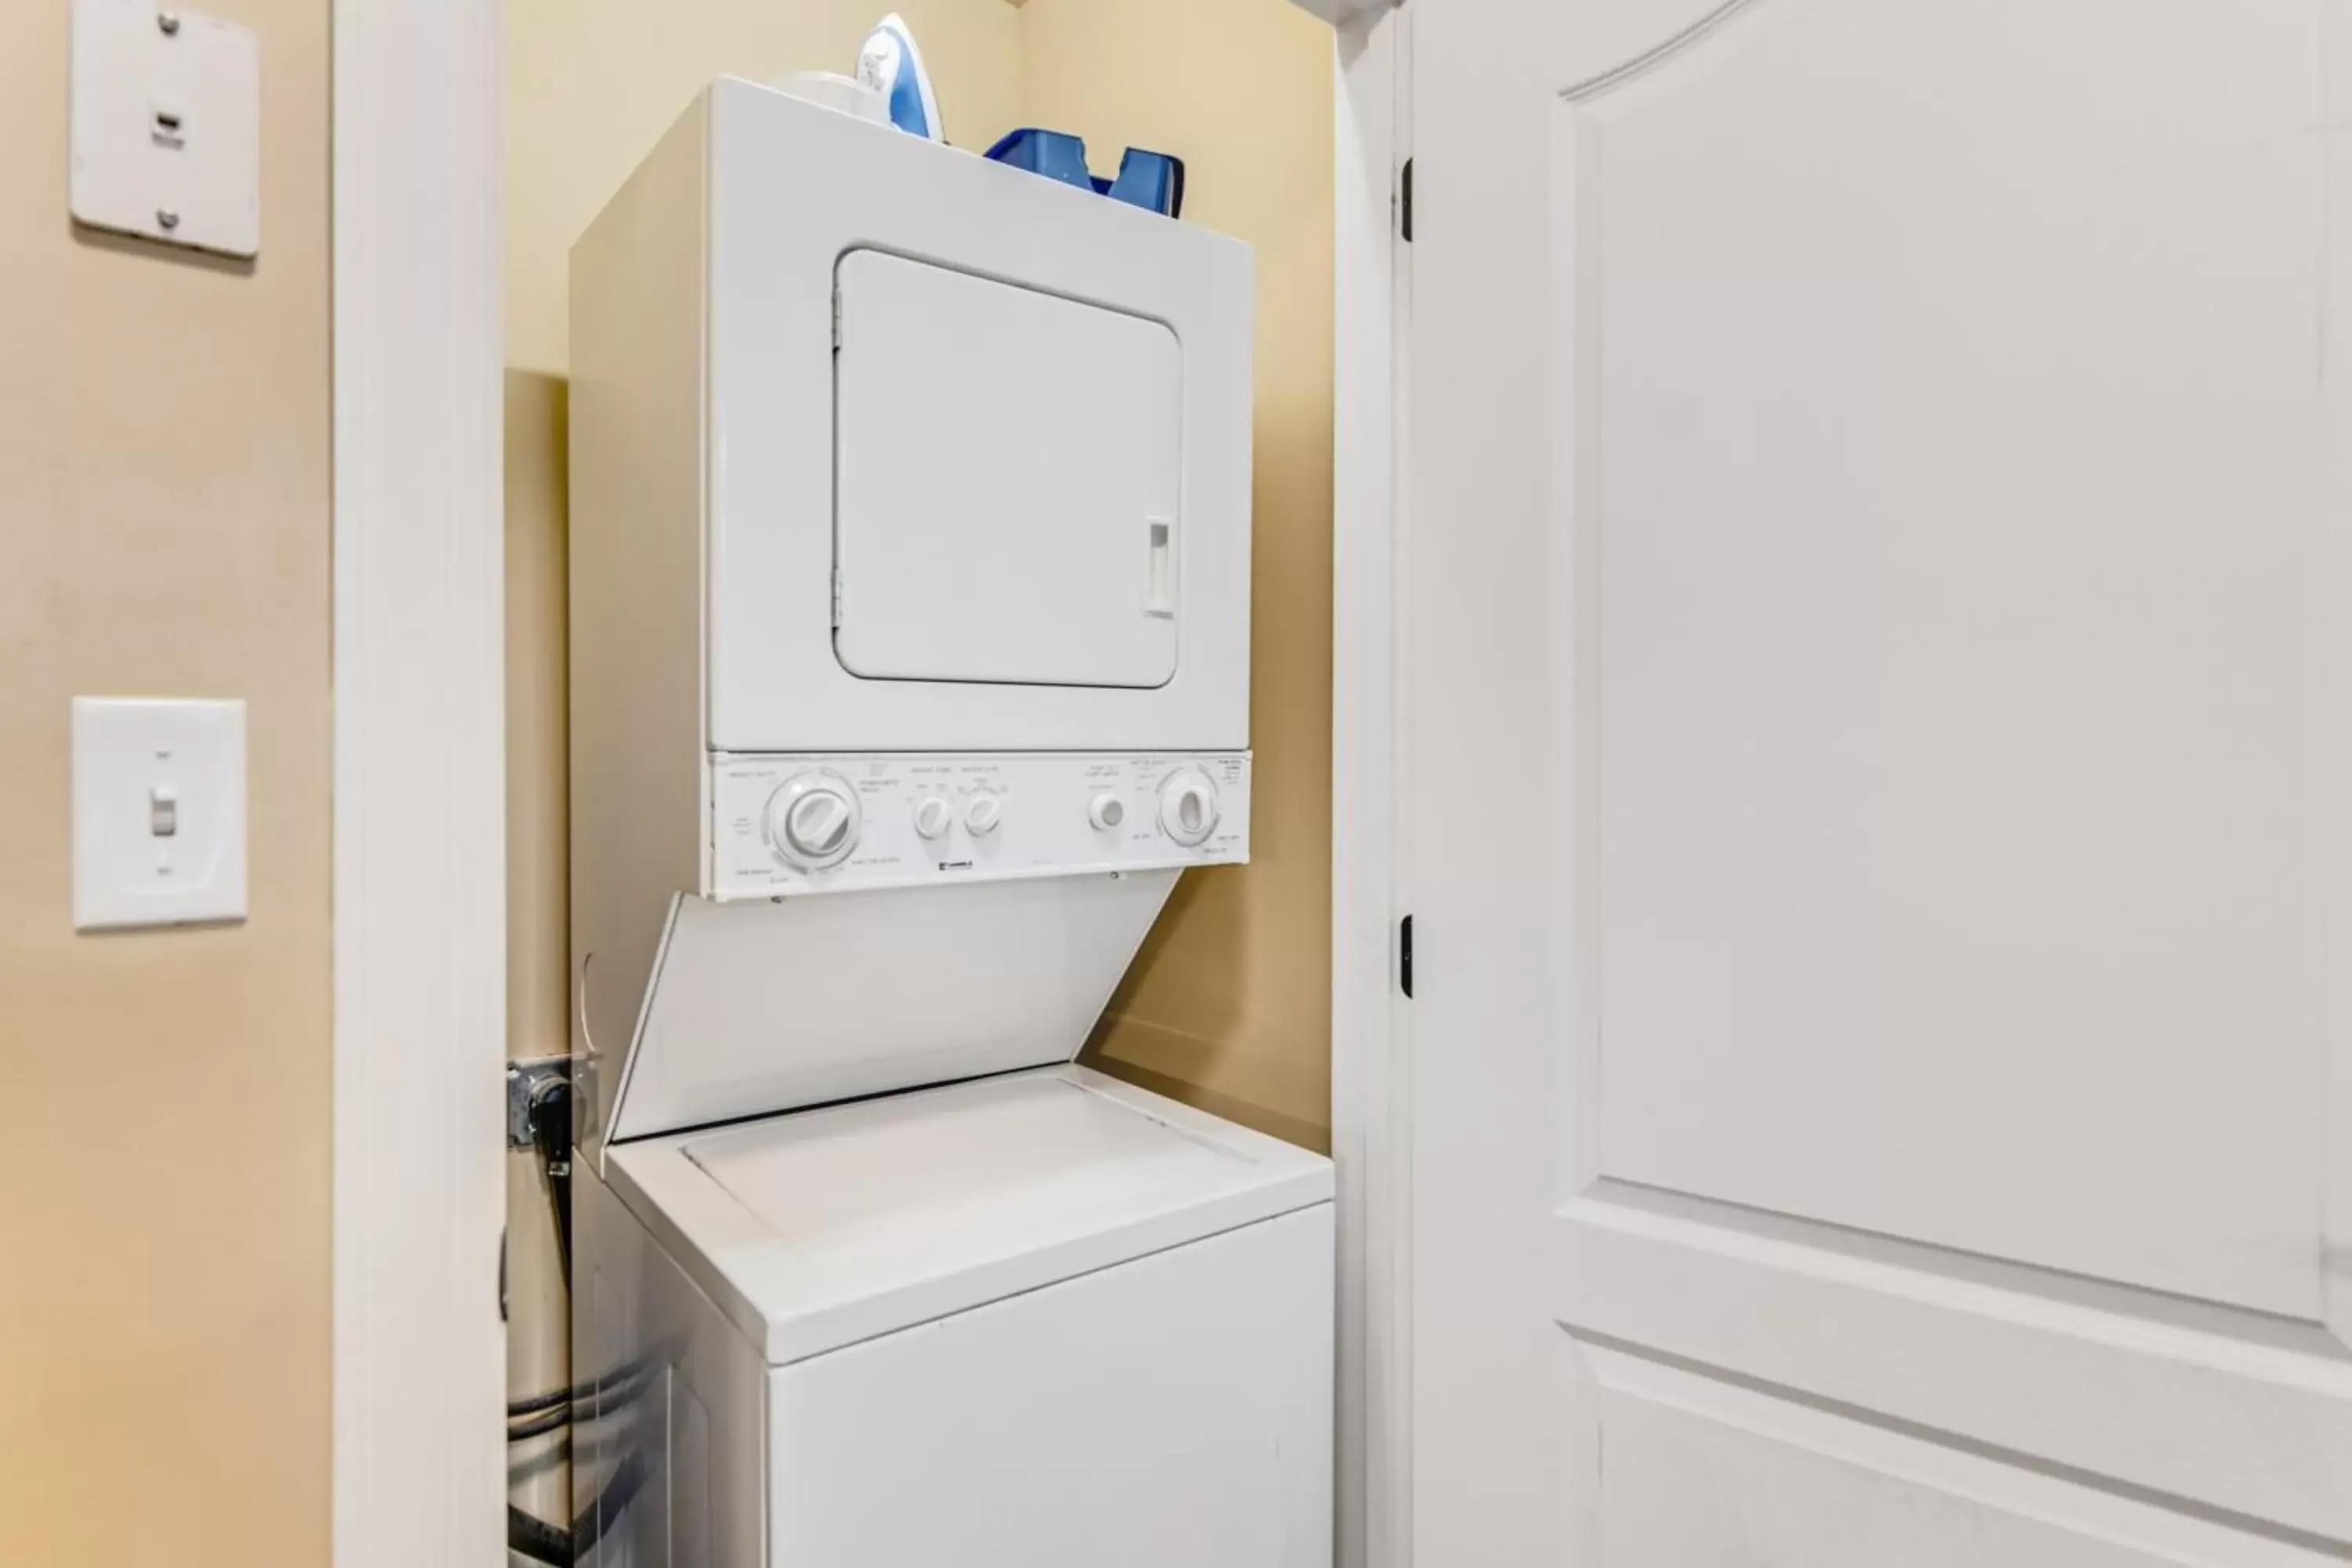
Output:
top-left (0, 2), bottom-right (333, 1563)
top-left (1022, 0), bottom-right (1337, 1151)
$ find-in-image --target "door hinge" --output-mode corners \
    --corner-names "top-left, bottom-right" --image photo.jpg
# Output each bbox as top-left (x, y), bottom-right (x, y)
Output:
top-left (832, 288), bottom-right (844, 350)
top-left (830, 568), bottom-right (844, 628)
top-left (1399, 158), bottom-right (1414, 242)
top-left (1399, 913), bottom-right (1414, 998)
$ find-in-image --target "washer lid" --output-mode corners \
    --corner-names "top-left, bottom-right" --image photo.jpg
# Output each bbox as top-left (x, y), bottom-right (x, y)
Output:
top-left (603, 870), bottom-right (1178, 1148)
top-left (832, 249), bottom-right (1184, 690)
top-left (604, 1066), bottom-right (1334, 1365)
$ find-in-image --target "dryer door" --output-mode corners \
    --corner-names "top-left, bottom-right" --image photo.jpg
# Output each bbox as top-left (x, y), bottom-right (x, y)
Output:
top-left (832, 249), bottom-right (1183, 689)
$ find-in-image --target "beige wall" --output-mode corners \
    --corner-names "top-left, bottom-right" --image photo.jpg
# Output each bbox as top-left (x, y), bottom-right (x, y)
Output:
top-left (0, 2), bottom-right (333, 1563)
top-left (504, 368), bottom-right (575, 1523)
top-left (1023, 0), bottom-right (1337, 1151)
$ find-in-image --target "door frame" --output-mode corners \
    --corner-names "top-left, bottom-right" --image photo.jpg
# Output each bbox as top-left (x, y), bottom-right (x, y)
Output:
top-left (1329, 6), bottom-right (1412, 1567)
top-left (331, 2), bottom-right (507, 1564)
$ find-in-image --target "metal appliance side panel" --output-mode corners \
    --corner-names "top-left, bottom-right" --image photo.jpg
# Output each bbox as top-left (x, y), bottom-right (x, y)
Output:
top-left (572, 1163), bottom-right (768, 1568)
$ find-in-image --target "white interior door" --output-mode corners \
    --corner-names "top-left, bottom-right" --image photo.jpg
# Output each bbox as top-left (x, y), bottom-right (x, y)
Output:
top-left (1404, 1), bottom-right (2352, 1562)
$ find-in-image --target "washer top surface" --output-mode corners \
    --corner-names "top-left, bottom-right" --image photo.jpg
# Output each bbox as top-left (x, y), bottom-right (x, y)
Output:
top-left (604, 1065), bottom-right (1333, 1364)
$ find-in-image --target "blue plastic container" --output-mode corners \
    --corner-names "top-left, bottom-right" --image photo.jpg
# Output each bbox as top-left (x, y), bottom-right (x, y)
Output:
top-left (1107, 149), bottom-right (1185, 219)
top-left (982, 129), bottom-right (1186, 219)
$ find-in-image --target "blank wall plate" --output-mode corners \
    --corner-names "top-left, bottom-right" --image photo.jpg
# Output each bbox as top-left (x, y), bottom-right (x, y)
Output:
top-left (70, 0), bottom-right (261, 259)
top-left (72, 698), bottom-right (248, 932)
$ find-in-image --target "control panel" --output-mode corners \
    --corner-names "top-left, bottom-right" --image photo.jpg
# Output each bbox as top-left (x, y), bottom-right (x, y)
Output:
top-left (710, 753), bottom-right (1250, 899)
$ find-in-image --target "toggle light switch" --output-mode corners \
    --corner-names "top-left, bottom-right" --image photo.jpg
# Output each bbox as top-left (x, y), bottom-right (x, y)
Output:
top-left (72, 697), bottom-right (246, 931)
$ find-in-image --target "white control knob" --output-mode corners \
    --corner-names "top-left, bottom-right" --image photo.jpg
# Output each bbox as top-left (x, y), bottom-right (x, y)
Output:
top-left (766, 774), bottom-right (862, 869)
top-left (964, 794), bottom-right (1004, 837)
top-left (1159, 771), bottom-right (1220, 848)
top-left (1088, 793), bottom-right (1127, 832)
top-left (786, 790), bottom-right (855, 861)
top-left (913, 797), bottom-right (953, 840)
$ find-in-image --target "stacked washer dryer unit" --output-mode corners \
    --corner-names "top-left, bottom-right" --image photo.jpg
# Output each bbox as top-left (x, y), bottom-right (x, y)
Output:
top-left (567, 78), bottom-right (1334, 1568)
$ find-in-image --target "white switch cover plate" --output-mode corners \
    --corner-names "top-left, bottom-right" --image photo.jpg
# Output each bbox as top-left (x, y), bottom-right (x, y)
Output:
top-left (70, 0), bottom-right (261, 260)
top-left (73, 698), bottom-right (248, 931)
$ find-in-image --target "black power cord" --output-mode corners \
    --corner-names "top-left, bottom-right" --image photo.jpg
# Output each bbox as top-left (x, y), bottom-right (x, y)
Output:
top-left (508, 1502), bottom-right (572, 1566)
top-left (531, 1076), bottom-right (573, 1280)
top-left (510, 1353), bottom-right (663, 1431)
top-left (508, 1451), bottom-right (650, 1567)
top-left (507, 1403), bottom-right (573, 1444)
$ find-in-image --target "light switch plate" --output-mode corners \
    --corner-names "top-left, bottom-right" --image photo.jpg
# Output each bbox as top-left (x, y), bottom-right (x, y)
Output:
top-left (70, 0), bottom-right (261, 259)
top-left (72, 698), bottom-right (248, 931)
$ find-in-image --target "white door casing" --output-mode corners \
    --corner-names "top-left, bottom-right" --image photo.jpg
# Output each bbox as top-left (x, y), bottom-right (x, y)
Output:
top-left (332, 0), bottom-right (506, 1563)
top-left (1330, 6), bottom-right (1410, 1566)
top-left (1406, 0), bottom-right (2352, 1561)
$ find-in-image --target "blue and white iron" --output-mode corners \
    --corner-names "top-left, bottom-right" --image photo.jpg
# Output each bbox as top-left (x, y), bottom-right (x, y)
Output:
top-left (856, 13), bottom-right (945, 142)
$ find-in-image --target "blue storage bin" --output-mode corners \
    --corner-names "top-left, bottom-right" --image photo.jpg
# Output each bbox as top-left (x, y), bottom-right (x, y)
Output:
top-left (982, 128), bottom-right (1186, 219)
top-left (1107, 149), bottom-right (1185, 219)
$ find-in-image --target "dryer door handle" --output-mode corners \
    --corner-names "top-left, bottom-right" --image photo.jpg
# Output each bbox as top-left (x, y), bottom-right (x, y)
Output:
top-left (1146, 516), bottom-right (1176, 619)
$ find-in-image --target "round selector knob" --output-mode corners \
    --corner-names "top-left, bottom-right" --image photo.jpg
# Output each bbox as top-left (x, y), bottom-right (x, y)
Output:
top-left (1088, 793), bottom-right (1127, 832)
top-left (964, 793), bottom-right (1004, 837)
top-left (1159, 771), bottom-right (1221, 848)
top-left (913, 797), bottom-right (953, 840)
top-left (766, 773), bottom-right (862, 870)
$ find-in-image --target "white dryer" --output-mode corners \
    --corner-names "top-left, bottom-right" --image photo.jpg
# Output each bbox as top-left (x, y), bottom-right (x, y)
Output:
top-left (565, 79), bottom-right (1333, 1568)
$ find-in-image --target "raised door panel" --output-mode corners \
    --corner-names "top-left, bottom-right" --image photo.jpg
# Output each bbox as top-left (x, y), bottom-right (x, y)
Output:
top-left (1586, 1348), bottom-right (2334, 1567)
top-left (1541, 0), bottom-right (2352, 1544)
top-left (1574, 0), bottom-right (2330, 1321)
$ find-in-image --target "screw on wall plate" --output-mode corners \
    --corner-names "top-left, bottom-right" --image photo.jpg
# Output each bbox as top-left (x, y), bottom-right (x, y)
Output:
top-left (157, 11), bottom-right (180, 34)
top-left (155, 208), bottom-right (180, 231)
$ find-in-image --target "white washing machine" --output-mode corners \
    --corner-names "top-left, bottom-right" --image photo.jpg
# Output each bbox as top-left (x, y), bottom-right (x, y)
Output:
top-left (565, 79), bottom-right (1334, 1567)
